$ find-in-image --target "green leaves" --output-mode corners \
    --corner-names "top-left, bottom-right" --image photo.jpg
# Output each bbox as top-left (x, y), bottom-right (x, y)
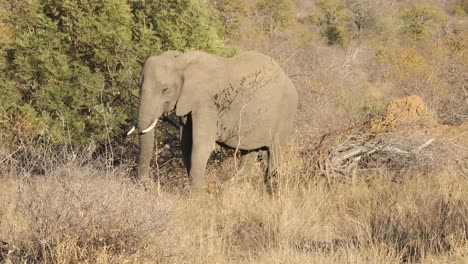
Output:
top-left (0, 0), bottom-right (229, 146)
top-left (254, 0), bottom-right (296, 35)
top-left (452, 0), bottom-right (468, 16)
top-left (400, 5), bottom-right (447, 41)
top-left (309, 0), bottom-right (351, 45)
top-left (130, 0), bottom-right (226, 54)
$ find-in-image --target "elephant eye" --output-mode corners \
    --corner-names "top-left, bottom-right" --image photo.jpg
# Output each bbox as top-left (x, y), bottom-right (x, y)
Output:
top-left (161, 87), bottom-right (168, 94)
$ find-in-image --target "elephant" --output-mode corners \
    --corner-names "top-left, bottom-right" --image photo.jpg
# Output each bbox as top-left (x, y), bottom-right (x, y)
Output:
top-left (128, 50), bottom-right (298, 192)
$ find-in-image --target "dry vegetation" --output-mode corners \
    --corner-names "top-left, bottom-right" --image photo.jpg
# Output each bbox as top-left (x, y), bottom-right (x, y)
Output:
top-left (1, 140), bottom-right (467, 263)
top-left (1, 0), bottom-right (468, 263)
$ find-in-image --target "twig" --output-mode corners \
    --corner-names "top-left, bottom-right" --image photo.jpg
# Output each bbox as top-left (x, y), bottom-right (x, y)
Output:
top-left (449, 131), bottom-right (468, 141)
top-left (0, 145), bottom-right (23, 164)
top-left (414, 139), bottom-right (434, 152)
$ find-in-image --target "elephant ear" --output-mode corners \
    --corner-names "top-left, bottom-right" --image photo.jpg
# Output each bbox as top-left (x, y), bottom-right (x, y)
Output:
top-left (175, 68), bottom-right (197, 116)
top-left (175, 52), bottom-right (220, 116)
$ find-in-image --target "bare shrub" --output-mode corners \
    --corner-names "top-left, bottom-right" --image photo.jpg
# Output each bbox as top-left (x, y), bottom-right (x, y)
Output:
top-left (0, 137), bottom-right (136, 177)
top-left (0, 167), bottom-right (171, 263)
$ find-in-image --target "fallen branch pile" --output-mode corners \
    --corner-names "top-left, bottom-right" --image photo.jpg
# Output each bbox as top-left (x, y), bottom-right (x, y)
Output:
top-left (326, 134), bottom-right (435, 177)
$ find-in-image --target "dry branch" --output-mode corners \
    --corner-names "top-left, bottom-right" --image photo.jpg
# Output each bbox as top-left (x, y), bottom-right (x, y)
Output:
top-left (326, 135), bottom-right (436, 178)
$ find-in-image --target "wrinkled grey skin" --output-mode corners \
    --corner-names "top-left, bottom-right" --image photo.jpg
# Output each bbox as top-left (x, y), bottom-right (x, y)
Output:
top-left (134, 50), bottom-right (298, 192)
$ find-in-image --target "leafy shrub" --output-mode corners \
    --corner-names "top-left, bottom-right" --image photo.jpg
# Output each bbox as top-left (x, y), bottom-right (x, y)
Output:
top-left (399, 4), bottom-right (447, 40)
top-left (309, 0), bottom-right (352, 45)
top-left (452, 0), bottom-right (468, 16)
top-left (254, 0), bottom-right (296, 35)
top-left (212, 0), bottom-right (249, 37)
top-left (130, 0), bottom-right (227, 53)
top-left (0, 0), bottom-right (228, 147)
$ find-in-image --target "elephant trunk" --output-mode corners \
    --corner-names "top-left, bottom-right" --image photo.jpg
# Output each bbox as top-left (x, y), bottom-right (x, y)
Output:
top-left (136, 104), bottom-right (162, 180)
top-left (137, 129), bottom-right (155, 179)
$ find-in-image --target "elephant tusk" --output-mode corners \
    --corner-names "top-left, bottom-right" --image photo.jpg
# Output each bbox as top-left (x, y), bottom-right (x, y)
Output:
top-left (141, 119), bottom-right (158, 134)
top-left (126, 126), bottom-right (136, 136)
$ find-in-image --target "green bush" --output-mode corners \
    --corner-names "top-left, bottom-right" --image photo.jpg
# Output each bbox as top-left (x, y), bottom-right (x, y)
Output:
top-left (212, 0), bottom-right (248, 37)
top-left (399, 4), bottom-right (447, 41)
top-left (309, 0), bottom-right (351, 45)
top-left (254, 0), bottom-right (296, 34)
top-left (452, 0), bottom-right (468, 16)
top-left (0, 0), bottom-right (228, 146)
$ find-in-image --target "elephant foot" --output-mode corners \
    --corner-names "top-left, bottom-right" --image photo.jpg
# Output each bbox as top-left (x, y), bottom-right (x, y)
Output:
top-left (191, 175), bottom-right (208, 191)
top-left (137, 178), bottom-right (154, 192)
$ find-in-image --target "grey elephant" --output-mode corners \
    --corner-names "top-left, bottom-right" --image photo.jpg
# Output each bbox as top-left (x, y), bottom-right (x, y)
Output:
top-left (128, 50), bottom-right (298, 192)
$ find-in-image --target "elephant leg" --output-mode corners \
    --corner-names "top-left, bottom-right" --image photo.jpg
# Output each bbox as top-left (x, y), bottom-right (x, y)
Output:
top-left (189, 112), bottom-right (217, 192)
top-left (190, 140), bottom-right (214, 191)
top-left (180, 115), bottom-right (192, 174)
top-left (265, 135), bottom-right (285, 194)
top-left (236, 151), bottom-right (258, 176)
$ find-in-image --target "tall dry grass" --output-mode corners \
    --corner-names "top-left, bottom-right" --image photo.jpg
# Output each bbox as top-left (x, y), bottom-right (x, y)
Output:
top-left (0, 164), bottom-right (172, 263)
top-left (1, 141), bottom-right (467, 263)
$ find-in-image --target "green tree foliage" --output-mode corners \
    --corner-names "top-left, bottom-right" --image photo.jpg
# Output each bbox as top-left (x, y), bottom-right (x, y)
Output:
top-left (0, 0), bottom-right (228, 146)
top-left (309, 0), bottom-right (351, 45)
top-left (399, 4), bottom-right (447, 41)
top-left (452, 0), bottom-right (468, 16)
top-left (212, 0), bottom-right (248, 37)
top-left (130, 0), bottom-right (226, 53)
top-left (254, 0), bottom-right (296, 35)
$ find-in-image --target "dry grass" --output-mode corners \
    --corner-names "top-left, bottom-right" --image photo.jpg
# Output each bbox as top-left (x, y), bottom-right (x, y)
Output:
top-left (1, 143), bottom-right (467, 263)
top-left (0, 162), bottom-right (171, 263)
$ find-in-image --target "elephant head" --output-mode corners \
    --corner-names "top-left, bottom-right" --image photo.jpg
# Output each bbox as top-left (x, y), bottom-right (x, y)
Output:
top-left (128, 51), bottom-right (221, 179)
